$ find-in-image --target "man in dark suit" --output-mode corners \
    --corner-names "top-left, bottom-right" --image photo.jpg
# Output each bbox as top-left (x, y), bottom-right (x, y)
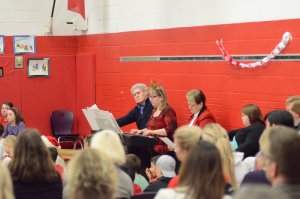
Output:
top-left (117, 83), bottom-right (153, 130)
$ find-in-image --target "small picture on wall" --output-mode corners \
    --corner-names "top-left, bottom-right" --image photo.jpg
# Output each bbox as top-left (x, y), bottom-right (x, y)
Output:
top-left (13, 35), bottom-right (36, 54)
top-left (27, 58), bottom-right (50, 77)
top-left (0, 35), bottom-right (4, 54)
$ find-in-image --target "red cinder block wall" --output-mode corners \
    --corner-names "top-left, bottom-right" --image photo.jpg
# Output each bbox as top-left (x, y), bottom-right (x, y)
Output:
top-left (1, 18), bottom-right (299, 135)
top-left (0, 36), bottom-right (95, 136)
top-left (78, 19), bottom-right (300, 132)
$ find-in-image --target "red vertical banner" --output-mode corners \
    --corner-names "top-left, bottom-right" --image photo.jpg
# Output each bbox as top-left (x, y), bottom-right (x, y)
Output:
top-left (68, 0), bottom-right (85, 19)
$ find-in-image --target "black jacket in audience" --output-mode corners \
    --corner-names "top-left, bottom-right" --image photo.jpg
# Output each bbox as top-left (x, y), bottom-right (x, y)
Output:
top-left (144, 176), bottom-right (172, 192)
top-left (234, 122), bottom-right (265, 159)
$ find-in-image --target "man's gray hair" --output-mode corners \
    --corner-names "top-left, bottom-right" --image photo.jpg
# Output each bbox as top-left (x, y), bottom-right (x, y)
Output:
top-left (130, 83), bottom-right (148, 94)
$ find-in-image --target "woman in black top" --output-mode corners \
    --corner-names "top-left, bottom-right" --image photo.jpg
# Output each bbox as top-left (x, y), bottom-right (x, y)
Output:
top-left (231, 104), bottom-right (265, 159)
top-left (9, 129), bottom-right (62, 199)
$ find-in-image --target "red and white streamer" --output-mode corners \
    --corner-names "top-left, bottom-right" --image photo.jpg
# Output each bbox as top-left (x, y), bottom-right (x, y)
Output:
top-left (216, 32), bottom-right (292, 68)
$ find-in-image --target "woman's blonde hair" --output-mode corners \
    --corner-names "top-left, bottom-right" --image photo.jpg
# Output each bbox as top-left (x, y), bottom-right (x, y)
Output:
top-left (148, 81), bottom-right (169, 111)
top-left (90, 130), bottom-right (126, 165)
top-left (0, 163), bottom-right (15, 199)
top-left (3, 135), bottom-right (17, 155)
top-left (202, 123), bottom-right (238, 189)
top-left (66, 149), bottom-right (117, 199)
top-left (174, 125), bottom-right (201, 151)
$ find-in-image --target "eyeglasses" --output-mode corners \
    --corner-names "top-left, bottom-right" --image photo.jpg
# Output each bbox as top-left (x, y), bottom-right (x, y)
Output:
top-left (133, 91), bottom-right (141, 97)
top-left (149, 95), bottom-right (158, 99)
top-left (1, 108), bottom-right (10, 110)
top-left (188, 103), bottom-right (196, 108)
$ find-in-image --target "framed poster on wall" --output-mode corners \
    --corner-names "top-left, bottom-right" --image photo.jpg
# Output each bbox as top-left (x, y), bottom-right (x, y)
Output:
top-left (13, 35), bottom-right (36, 54)
top-left (27, 58), bottom-right (50, 77)
top-left (0, 35), bottom-right (4, 54)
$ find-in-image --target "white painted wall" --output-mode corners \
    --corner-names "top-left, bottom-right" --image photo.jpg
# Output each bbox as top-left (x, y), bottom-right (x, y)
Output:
top-left (0, 0), bottom-right (299, 36)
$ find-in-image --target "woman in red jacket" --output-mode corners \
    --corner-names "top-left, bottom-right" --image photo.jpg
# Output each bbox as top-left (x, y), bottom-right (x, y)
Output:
top-left (186, 89), bottom-right (216, 127)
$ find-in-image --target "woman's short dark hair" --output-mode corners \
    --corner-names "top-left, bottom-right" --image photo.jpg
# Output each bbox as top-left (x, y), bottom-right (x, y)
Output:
top-left (9, 129), bottom-right (58, 182)
top-left (9, 107), bottom-right (25, 124)
top-left (265, 110), bottom-right (294, 127)
top-left (242, 104), bottom-right (264, 124)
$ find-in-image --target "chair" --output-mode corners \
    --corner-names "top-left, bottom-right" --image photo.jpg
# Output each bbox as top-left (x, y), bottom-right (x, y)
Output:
top-left (51, 110), bottom-right (83, 149)
top-left (130, 192), bottom-right (157, 199)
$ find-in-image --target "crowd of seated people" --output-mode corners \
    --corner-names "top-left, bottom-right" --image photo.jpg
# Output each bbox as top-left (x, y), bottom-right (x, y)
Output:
top-left (1, 86), bottom-right (300, 199)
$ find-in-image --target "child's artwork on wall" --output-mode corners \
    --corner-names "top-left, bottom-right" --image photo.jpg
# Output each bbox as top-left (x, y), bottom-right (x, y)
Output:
top-left (27, 58), bottom-right (50, 77)
top-left (0, 36), bottom-right (4, 54)
top-left (13, 35), bottom-right (36, 54)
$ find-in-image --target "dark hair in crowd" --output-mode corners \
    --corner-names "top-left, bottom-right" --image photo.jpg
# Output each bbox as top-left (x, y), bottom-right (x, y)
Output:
top-left (9, 107), bottom-right (25, 124)
top-left (9, 129), bottom-right (58, 182)
top-left (242, 104), bottom-right (264, 124)
top-left (3, 102), bottom-right (14, 108)
top-left (268, 126), bottom-right (300, 184)
top-left (265, 110), bottom-right (294, 127)
top-left (179, 141), bottom-right (225, 199)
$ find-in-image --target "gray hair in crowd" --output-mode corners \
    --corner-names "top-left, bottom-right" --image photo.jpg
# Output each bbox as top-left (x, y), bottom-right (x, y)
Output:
top-left (130, 83), bottom-right (147, 95)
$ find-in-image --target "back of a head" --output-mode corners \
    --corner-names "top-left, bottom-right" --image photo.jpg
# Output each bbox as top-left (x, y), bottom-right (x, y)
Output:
top-left (90, 130), bottom-right (126, 165)
top-left (0, 163), bottom-right (14, 199)
top-left (174, 125), bottom-right (201, 151)
top-left (179, 141), bottom-right (225, 199)
top-left (49, 147), bottom-right (58, 162)
top-left (266, 110), bottom-right (294, 127)
top-left (66, 149), bottom-right (117, 199)
top-left (125, 154), bottom-right (141, 173)
top-left (201, 127), bottom-right (237, 188)
top-left (286, 96), bottom-right (300, 106)
top-left (233, 185), bottom-right (289, 199)
top-left (9, 129), bottom-right (56, 182)
top-left (156, 155), bottom-right (176, 178)
top-left (291, 100), bottom-right (300, 116)
top-left (3, 135), bottom-right (17, 155)
top-left (268, 126), bottom-right (300, 184)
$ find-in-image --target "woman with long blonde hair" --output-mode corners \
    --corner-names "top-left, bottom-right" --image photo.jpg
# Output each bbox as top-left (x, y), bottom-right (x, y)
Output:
top-left (202, 123), bottom-right (238, 189)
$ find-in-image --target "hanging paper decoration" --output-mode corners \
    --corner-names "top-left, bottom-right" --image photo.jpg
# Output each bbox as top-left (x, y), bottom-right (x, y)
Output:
top-left (216, 32), bottom-right (292, 68)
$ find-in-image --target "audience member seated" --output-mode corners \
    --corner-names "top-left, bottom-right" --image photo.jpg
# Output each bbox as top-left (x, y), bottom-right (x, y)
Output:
top-left (0, 101), bottom-right (13, 127)
top-left (120, 159), bottom-right (143, 195)
top-left (145, 156), bottom-right (160, 183)
top-left (83, 134), bottom-right (93, 148)
top-left (265, 110), bottom-right (294, 128)
top-left (49, 147), bottom-right (64, 181)
top-left (155, 141), bottom-right (231, 199)
top-left (125, 154), bottom-right (149, 191)
top-left (233, 185), bottom-right (289, 199)
top-left (144, 155), bottom-right (176, 192)
top-left (131, 81), bottom-right (177, 155)
top-left (167, 125), bottom-right (201, 188)
top-left (2, 135), bottom-right (16, 166)
top-left (259, 126), bottom-right (300, 199)
top-left (229, 104), bottom-right (265, 159)
top-left (186, 89), bottom-right (216, 127)
top-left (65, 149), bottom-right (117, 199)
top-left (9, 129), bottom-right (63, 199)
top-left (2, 107), bottom-right (25, 138)
top-left (91, 130), bottom-right (133, 199)
top-left (286, 96), bottom-right (300, 131)
top-left (241, 129), bottom-right (272, 186)
top-left (41, 135), bottom-right (66, 172)
top-left (0, 163), bottom-right (14, 199)
top-left (201, 123), bottom-right (237, 191)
